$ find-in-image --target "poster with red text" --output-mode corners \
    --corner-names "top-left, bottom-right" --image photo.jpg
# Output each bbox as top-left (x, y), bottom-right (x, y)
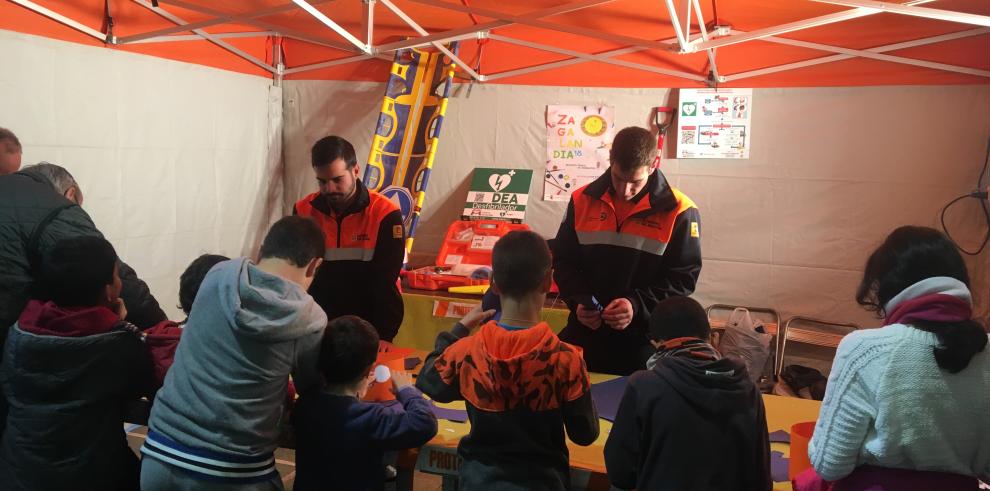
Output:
top-left (544, 105), bottom-right (615, 201)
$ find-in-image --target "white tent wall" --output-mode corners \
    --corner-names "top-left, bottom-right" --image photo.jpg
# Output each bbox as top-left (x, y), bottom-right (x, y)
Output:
top-left (284, 80), bottom-right (990, 328)
top-left (1, 30), bottom-right (278, 321)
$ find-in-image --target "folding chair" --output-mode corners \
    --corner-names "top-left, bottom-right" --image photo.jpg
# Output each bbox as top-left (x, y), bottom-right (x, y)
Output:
top-left (775, 316), bottom-right (860, 377)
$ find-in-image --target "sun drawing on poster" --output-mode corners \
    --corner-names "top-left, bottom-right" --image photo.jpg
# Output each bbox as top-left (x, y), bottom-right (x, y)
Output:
top-left (580, 115), bottom-right (608, 137)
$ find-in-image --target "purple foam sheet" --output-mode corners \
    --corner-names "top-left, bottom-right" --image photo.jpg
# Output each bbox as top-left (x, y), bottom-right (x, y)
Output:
top-left (590, 377), bottom-right (628, 422)
top-left (771, 450), bottom-right (790, 482)
top-left (769, 430), bottom-right (791, 443)
top-left (431, 403), bottom-right (469, 423)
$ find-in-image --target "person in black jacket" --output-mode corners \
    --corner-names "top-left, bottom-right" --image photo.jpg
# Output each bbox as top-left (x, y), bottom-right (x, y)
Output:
top-left (0, 236), bottom-right (155, 491)
top-left (604, 296), bottom-right (771, 491)
top-left (0, 163), bottom-right (166, 334)
top-left (0, 163), bottom-right (166, 439)
top-left (552, 127), bottom-right (702, 375)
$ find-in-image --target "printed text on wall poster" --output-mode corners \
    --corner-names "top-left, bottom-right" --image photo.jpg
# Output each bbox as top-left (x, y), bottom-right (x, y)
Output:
top-left (677, 88), bottom-right (753, 159)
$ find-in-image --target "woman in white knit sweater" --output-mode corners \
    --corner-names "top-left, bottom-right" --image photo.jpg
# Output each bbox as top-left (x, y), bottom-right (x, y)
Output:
top-left (806, 226), bottom-right (990, 488)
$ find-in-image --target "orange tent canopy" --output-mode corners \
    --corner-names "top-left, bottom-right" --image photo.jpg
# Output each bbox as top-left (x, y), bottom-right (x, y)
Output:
top-left (2, 0), bottom-right (988, 87)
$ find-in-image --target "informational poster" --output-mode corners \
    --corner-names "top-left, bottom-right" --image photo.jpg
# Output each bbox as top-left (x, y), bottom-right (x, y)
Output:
top-left (676, 88), bottom-right (753, 159)
top-left (544, 105), bottom-right (615, 201)
top-left (462, 167), bottom-right (534, 222)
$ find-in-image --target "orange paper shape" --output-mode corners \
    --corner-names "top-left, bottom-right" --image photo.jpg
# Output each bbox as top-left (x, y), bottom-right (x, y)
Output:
top-left (363, 348), bottom-right (416, 403)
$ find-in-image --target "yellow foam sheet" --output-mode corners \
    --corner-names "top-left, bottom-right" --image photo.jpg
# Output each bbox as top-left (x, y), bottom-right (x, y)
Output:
top-left (394, 291), bottom-right (571, 351)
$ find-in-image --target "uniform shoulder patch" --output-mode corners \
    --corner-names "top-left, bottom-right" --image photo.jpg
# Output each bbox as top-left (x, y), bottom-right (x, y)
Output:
top-left (392, 224), bottom-right (404, 239)
top-left (690, 221), bottom-right (700, 238)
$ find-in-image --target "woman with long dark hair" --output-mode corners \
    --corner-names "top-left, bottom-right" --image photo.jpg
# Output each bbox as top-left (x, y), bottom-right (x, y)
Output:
top-left (805, 226), bottom-right (989, 489)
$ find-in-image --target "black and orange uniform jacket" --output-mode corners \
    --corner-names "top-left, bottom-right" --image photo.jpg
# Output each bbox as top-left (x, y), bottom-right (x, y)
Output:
top-left (294, 180), bottom-right (404, 341)
top-left (416, 321), bottom-right (600, 490)
top-left (552, 170), bottom-right (702, 375)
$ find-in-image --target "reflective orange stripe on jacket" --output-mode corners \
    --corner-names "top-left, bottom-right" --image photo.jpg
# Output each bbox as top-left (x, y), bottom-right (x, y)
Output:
top-left (294, 191), bottom-right (399, 262)
top-left (572, 187), bottom-right (696, 256)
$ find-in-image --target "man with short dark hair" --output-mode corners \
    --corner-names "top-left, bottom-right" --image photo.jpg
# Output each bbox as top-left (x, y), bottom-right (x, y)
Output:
top-left (294, 135), bottom-right (405, 344)
top-left (552, 126), bottom-right (702, 375)
top-left (141, 216), bottom-right (329, 491)
top-left (0, 236), bottom-right (154, 491)
top-left (0, 128), bottom-right (21, 175)
top-left (604, 296), bottom-right (771, 491)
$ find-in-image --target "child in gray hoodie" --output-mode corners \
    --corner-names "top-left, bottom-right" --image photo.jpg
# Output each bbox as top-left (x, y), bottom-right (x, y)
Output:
top-left (141, 216), bottom-right (328, 491)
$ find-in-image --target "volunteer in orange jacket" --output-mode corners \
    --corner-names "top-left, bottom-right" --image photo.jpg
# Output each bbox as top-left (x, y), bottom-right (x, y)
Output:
top-left (294, 136), bottom-right (405, 343)
top-left (552, 126), bottom-right (702, 375)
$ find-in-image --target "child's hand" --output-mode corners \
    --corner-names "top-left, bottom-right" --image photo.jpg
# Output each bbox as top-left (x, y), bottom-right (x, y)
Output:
top-left (391, 370), bottom-right (414, 392)
top-left (460, 304), bottom-right (496, 331)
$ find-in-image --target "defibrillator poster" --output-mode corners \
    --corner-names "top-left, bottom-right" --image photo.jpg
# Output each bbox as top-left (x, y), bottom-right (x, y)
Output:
top-left (544, 105), bottom-right (615, 201)
top-left (462, 167), bottom-right (534, 222)
top-left (676, 88), bottom-right (752, 159)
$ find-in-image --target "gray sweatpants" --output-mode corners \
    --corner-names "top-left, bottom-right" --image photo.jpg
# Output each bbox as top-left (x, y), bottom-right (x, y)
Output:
top-left (140, 457), bottom-right (285, 491)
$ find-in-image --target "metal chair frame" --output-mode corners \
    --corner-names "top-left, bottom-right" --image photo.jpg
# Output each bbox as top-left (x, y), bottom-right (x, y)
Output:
top-left (776, 315), bottom-right (860, 376)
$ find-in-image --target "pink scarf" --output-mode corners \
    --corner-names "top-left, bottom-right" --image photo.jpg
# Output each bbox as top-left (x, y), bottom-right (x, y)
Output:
top-left (883, 277), bottom-right (972, 327)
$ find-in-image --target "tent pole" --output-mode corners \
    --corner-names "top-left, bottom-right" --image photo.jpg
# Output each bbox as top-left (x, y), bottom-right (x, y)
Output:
top-left (688, 0), bottom-right (937, 52)
top-left (690, 0), bottom-right (723, 84)
top-left (486, 34), bottom-right (707, 83)
top-left (812, 0), bottom-right (990, 28)
top-left (379, 31), bottom-right (489, 53)
top-left (144, 0), bottom-right (359, 53)
top-left (134, 0), bottom-right (278, 74)
top-left (378, 0), bottom-right (485, 81)
top-left (377, 0), bottom-right (615, 53)
top-left (273, 34), bottom-right (285, 86)
top-left (724, 27), bottom-right (990, 81)
top-left (482, 32), bottom-right (703, 82)
top-left (663, 0), bottom-right (692, 52)
top-left (129, 31), bottom-right (276, 44)
top-left (375, 0), bottom-right (611, 53)
top-left (283, 54), bottom-right (377, 75)
top-left (681, 0), bottom-right (693, 43)
top-left (291, 0), bottom-right (370, 53)
top-left (409, 0), bottom-right (675, 53)
top-left (115, 2), bottom-right (305, 44)
top-left (363, 0), bottom-right (376, 51)
top-left (8, 0), bottom-right (108, 42)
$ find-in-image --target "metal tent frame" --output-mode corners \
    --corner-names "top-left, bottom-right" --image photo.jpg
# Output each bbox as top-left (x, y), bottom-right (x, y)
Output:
top-left (7, 0), bottom-right (989, 83)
